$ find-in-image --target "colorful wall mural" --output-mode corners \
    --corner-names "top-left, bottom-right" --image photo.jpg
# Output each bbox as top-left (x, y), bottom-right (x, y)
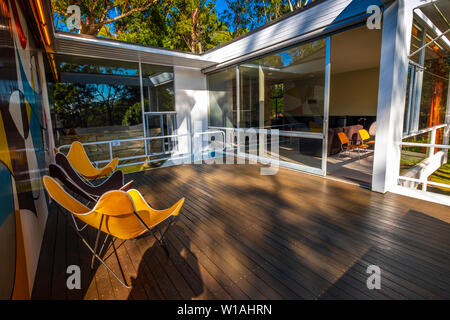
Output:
top-left (0, 0), bottom-right (51, 299)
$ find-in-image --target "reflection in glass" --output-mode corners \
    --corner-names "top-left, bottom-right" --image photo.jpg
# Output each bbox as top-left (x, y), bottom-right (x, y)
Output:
top-left (141, 63), bottom-right (174, 112)
top-left (242, 39), bottom-right (326, 133)
top-left (401, 18), bottom-right (449, 196)
top-left (237, 39), bottom-right (327, 169)
top-left (207, 67), bottom-right (237, 128)
top-left (141, 63), bottom-right (175, 155)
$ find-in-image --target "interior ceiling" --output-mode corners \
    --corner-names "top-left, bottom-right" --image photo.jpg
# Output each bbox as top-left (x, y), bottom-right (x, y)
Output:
top-left (331, 26), bottom-right (382, 74)
top-left (419, 0), bottom-right (450, 36)
top-left (264, 25), bottom-right (383, 79)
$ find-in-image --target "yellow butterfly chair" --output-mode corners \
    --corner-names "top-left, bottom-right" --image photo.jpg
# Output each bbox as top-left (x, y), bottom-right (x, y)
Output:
top-left (359, 129), bottom-right (375, 148)
top-left (43, 175), bottom-right (184, 288)
top-left (337, 132), bottom-right (366, 162)
top-left (65, 141), bottom-right (119, 180)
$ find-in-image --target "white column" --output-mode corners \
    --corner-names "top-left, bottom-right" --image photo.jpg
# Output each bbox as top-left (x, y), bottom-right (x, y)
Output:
top-left (372, 0), bottom-right (418, 193)
top-left (258, 65), bottom-right (265, 157)
top-left (410, 27), bottom-right (427, 133)
top-left (174, 66), bottom-right (208, 161)
top-left (138, 61), bottom-right (147, 155)
top-left (322, 37), bottom-right (331, 176)
top-left (444, 70), bottom-right (450, 163)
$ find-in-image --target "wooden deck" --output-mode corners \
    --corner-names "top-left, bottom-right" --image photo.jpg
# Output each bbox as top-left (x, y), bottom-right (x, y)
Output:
top-left (32, 164), bottom-right (450, 300)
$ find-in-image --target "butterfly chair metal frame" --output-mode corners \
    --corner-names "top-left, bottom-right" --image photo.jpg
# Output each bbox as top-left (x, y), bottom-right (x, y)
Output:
top-left (49, 161), bottom-right (134, 233)
top-left (87, 212), bottom-right (178, 288)
top-left (55, 153), bottom-right (134, 199)
top-left (337, 132), bottom-right (367, 162)
top-left (43, 176), bottom-right (184, 288)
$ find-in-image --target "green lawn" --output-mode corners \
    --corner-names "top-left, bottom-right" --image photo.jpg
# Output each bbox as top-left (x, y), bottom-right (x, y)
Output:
top-left (429, 163), bottom-right (450, 195)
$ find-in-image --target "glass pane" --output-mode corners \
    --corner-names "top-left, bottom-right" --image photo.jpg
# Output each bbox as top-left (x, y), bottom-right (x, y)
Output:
top-left (233, 39), bottom-right (327, 170)
top-left (400, 17), bottom-right (449, 196)
top-left (239, 66), bottom-right (259, 128)
top-left (405, 19), bottom-right (449, 134)
top-left (49, 54), bottom-right (143, 162)
top-left (277, 136), bottom-right (323, 169)
top-left (418, 67), bottom-right (448, 131)
top-left (242, 39), bottom-right (326, 133)
top-left (141, 63), bottom-right (174, 112)
top-left (409, 22), bottom-right (425, 65)
top-left (207, 67), bottom-right (237, 128)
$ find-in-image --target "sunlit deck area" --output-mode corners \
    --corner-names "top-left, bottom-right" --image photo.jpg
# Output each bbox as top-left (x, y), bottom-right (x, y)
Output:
top-left (32, 164), bottom-right (450, 300)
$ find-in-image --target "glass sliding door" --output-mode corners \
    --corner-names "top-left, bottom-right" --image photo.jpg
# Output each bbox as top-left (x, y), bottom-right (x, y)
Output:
top-left (238, 38), bottom-right (330, 174)
top-left (208, 66), bottom-right (238, 129)
top-left (140, 63), bottom-right (175, 156)
top-left (48, 54), bottom-right (142, 163)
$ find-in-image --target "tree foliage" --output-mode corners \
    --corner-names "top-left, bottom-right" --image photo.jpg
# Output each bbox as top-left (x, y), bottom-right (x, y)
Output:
top-left (51, 0), bottom-right (317, 51)
top-left (52, 0), bottom-right (158, 36)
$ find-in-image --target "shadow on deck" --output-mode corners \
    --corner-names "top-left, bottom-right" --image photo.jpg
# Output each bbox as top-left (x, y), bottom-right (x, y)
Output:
top-left (32, 164), bottom-right (450, 299)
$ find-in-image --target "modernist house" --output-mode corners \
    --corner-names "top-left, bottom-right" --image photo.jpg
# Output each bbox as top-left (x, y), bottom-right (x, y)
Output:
top-left (0, 0), bottom-right (448, 300)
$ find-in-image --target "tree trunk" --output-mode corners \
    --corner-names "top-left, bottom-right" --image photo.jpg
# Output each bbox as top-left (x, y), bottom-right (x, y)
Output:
top-left (191, 7), bottom-right (199, 53)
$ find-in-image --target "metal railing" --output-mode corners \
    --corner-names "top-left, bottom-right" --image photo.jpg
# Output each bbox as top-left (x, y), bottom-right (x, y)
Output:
top-left (57, 134), bottom-right (189, 168)
top-left (57, 130), bottom-right (227, 169)
top-left (398, 123), bottom-right (449, 192)
top-left (144, 111), bottom-right (177, 155)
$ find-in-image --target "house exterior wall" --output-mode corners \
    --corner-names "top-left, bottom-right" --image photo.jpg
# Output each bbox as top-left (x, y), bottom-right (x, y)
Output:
top-left (330, 68), bottom-right (380, 116)
top-left (0, 0), bottom-right (52, 299)
top-left (174, 67), bottom-right (208, 159)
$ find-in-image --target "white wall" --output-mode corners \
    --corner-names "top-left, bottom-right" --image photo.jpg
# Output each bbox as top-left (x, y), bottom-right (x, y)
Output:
top-left (174, 67), bottom-right (208, 159)
top-left (330, 68), bottom-right (380, 116)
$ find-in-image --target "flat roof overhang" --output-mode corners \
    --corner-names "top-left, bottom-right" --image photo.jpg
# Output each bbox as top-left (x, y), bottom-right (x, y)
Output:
top-left (53, 32), bottom-right (219, 69)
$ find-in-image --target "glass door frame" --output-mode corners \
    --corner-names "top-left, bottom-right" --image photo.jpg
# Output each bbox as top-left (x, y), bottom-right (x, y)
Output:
top-left (233, 36), bottom-right (331, 176)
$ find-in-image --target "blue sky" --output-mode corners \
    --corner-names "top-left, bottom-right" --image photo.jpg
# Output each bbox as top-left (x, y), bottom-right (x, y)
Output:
top-left (214, 0), bottom-right (228, 15)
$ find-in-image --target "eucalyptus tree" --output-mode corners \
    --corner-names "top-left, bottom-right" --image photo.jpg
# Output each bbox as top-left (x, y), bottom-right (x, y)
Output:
top-left (51, 0), bottom-right (158, 36)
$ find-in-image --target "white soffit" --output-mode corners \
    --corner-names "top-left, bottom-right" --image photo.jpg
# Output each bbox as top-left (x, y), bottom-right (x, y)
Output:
top-left (54, 32), bottom-right (219, 68)
top-left (414, 8), bottom-right (450, 51)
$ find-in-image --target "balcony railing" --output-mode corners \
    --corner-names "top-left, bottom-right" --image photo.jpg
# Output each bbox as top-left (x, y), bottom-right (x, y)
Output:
top-left (398, 123), bottom-right (449, 194)
top-left (57, 130), bottom-right (227, 169)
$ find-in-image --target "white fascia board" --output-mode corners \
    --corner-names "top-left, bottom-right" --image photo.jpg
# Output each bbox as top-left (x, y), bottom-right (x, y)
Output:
top-left (54, 32), bottom-right (219, 67)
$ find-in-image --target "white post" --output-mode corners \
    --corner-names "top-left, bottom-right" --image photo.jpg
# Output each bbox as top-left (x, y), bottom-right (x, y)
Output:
top-left (138, 61), bottom-right (148, 156)
top-left (258, 65), bottom-right (265, 157)
top-left (444, 70), bottom-right (450, 163)
top-left (322, 37), bottom-right (331, 176)
top-left (372, 0), bottom-right (417, 193)
top-left (429, 127), bottom-right (436, 156)
top-left (236, 65), bottom-right (242, 161)
top-left (410, 26), bottom-right (427, 133)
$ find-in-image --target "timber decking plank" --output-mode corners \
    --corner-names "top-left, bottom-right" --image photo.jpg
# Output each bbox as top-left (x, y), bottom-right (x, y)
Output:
top-left (31, 204), bottom-right (58, 300)
top-left (31, 164), bottom-right (450, 300)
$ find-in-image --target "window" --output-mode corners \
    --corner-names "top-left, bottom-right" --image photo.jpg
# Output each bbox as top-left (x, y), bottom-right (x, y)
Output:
top-left (207, 67), bottom-right (237, 128)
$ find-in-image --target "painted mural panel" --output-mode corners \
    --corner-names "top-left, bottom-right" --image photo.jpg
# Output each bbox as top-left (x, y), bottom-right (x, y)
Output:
top-left (0, 0), bottom-right (50, 299)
